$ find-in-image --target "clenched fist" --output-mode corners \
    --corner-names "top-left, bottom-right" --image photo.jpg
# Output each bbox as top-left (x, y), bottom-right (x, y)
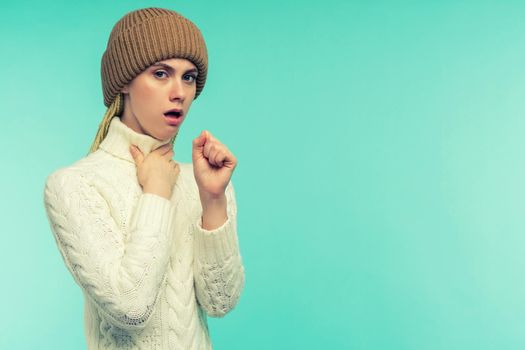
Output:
top-left (192, 130), bottom-right (237, 198)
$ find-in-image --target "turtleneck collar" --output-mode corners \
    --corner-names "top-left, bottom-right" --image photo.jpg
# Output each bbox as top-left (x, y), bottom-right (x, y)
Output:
top-left (98, 117), bottom-right (172, 163)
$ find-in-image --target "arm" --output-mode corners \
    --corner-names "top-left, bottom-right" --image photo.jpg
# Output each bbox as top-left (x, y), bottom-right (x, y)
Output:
top-left (192, 181), bottom-right (245, 317)
top-left (43, 169), bottom-right (176, 330)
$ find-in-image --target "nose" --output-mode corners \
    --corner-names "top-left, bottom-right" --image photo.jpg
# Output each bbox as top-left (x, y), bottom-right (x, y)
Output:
top-left (169, 79), bottom-right (186, 102)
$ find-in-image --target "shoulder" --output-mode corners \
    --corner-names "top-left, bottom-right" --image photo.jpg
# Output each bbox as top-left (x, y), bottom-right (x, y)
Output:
top-left (45, 166), bottom-right (81, 191)
top-left (44, 150), bottom-right (122, 191)
top-left (43, 152), bottom-right (104, 197)
top-left (43, 166), bottom-right (87, 207)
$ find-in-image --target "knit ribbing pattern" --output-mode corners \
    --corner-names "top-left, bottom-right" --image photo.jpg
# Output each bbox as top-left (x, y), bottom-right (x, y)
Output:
top-left (101, 7), bottom-right (208, 107)
top-left (43, 118), bottom-right (244, 349)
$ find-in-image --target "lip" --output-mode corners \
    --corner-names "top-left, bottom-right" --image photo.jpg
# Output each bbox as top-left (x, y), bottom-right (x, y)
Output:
top-left (164, 114), bottom-right (183, 126)
top-left (163, 108), bottom-right (184, 126)
top-left (164, 108), bottom-right (184, 116)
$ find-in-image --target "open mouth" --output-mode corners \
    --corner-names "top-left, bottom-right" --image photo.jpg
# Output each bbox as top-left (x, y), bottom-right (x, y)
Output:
top-left (164, 109), bottom-right (184, 126)
top-left (164, 110), bottom-right (183, 118)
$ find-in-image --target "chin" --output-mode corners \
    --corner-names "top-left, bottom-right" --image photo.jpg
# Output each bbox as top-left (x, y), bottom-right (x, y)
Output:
top-left (159, 130), bottom-right (178, 142)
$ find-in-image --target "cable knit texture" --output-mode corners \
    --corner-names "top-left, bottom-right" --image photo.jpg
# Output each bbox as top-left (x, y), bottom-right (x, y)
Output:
top-left (43, 117), bottom-right (245, 350)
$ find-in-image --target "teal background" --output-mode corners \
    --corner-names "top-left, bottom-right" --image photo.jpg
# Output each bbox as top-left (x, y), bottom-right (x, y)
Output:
top-left (2, 0), bottom-right (525, 349)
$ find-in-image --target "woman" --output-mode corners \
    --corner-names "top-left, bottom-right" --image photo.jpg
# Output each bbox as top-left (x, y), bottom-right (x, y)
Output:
top-left (43, 7), bottom-right (245, 350)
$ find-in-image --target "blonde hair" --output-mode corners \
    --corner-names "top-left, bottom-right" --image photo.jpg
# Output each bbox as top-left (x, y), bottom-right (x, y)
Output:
top-left (87, 93), bottom-right (177, 155)
top-left (88, 93), bottom-right (124, 154)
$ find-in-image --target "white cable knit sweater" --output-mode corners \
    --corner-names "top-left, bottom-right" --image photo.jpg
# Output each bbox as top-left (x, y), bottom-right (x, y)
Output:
top-left (43, 117), bottom-right (245, 350)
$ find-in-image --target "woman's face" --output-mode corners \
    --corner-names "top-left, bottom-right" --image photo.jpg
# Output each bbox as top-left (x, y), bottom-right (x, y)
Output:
top-left (120, 58), bottom-right (198, 141)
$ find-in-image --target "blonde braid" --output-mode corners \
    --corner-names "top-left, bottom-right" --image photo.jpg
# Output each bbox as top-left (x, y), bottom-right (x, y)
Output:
top-left (87, 93), bottom-right (124, 155)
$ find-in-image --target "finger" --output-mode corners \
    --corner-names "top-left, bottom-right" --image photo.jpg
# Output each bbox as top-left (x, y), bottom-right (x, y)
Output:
top-left (207, 132), bottom-right (221, 144)
top-left (192, 131), bottom-right (206, 149)
top-left (161, 144), bottom-right (173, 155)
top-left (172, 162), bottom-right (181, 173)
top-left (153, 143), bottom-right (173, 155)
top-left (203, 141), bottom-right (211, 159)
top-left (213, 150), bottom-right (226, 167)
top-left (164, 150), bottom-right (174, 161)
top-left (155, 143), bottom-right (172, 150)
top-left (210, 144), bottom-right (228, 163)
top-left (218, 150), bottom-right (236, 168)
top-left (129, 145), bottom-right (144, 165)
top-left (207, 146), bottom-right (217, 162)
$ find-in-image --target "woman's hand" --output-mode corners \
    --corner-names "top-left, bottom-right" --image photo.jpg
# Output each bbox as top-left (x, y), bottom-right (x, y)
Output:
top-left (192, 130), bottom-right (237, 200)
top-left (129, 143), bottom-right (180, 200)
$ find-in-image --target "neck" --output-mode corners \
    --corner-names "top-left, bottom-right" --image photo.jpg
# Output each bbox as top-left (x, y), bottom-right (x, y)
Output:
top-left (98, 117), bottom-right (173, 163)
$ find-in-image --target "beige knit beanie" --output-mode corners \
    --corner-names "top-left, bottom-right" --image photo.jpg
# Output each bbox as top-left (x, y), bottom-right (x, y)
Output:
top-left (88, 7), bottom-right (208, 154)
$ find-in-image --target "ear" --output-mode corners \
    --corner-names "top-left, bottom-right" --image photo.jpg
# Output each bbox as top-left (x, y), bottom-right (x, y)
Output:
top-left (121, 84), bottom-right (129, 94)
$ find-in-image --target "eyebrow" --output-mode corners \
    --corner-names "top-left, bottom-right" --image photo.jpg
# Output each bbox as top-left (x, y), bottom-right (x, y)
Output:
top-left (150, 62), bottom-right (198, 74)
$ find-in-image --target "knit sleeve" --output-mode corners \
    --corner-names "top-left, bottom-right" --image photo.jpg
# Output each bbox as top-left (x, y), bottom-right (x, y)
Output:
top-left (43, 169), bottom-right (176, 330)
top-left (192, 181), bottom-right (245, 317)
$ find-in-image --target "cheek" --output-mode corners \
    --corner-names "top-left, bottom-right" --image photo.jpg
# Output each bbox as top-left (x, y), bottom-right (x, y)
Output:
top-left (132, 83), bottom-right (162, 112)
top-left (136, 80), bottom-right (158, 100)
top-left (185, 86), bottom-right (197, 103)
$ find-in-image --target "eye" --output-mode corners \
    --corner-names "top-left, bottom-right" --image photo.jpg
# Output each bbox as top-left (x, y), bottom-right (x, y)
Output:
top-left (153, 70), bottom-right (168, 78)
top-left (183, 74), bottom-right (197, 83)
